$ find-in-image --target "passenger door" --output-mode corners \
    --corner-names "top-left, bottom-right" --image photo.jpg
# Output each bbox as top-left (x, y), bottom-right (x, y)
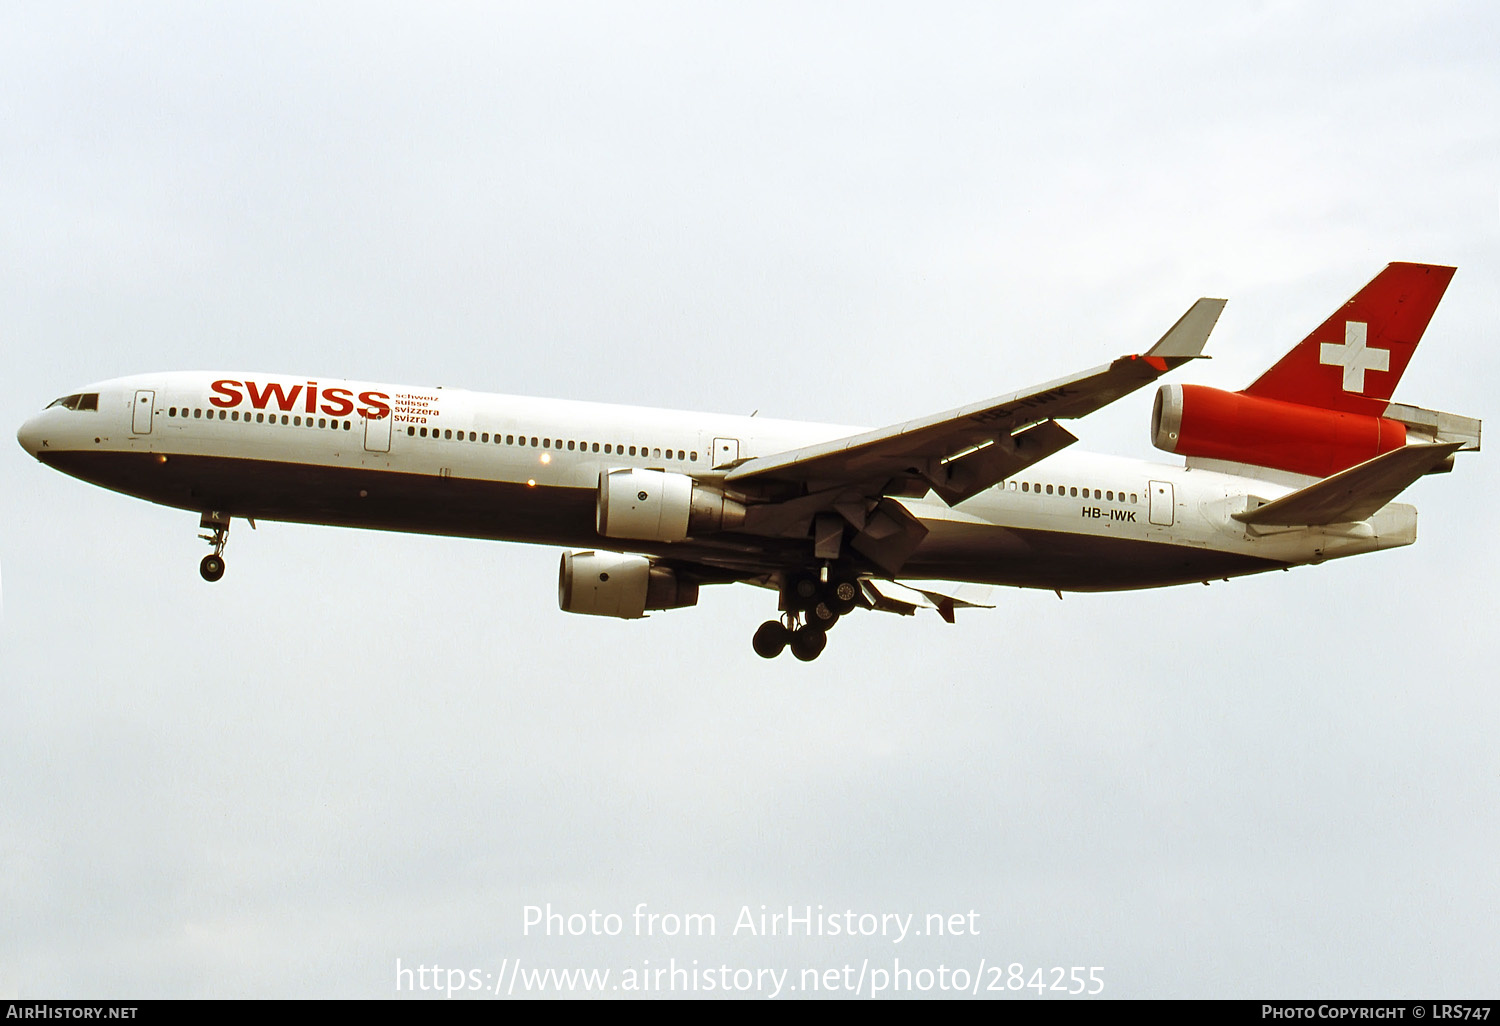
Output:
top-left (364, 411), bottom-right (392, 453)
top-left (1148, 480), bottom-right (1174, 526)
top-left (132, 390), bottom-right (155, 434)
top-left (712, 437), bottom-right (740, 469)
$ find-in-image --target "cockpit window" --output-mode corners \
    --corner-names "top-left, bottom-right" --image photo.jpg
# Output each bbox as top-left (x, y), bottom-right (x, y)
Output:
top-left (48, 392), bottom-right (97, 411)
top-left (46, 393), bottom-right (99, 411)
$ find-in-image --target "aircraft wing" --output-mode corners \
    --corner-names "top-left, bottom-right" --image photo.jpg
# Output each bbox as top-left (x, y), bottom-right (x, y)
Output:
top-left (726, 298), bottom-right (1225, 507)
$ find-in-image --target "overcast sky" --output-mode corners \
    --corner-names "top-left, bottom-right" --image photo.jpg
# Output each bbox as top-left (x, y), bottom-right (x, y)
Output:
top-left (3, 1), bottom-right (1497, 999)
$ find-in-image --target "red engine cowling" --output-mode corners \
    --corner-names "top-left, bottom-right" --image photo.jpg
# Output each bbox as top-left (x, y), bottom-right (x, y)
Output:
top-left (1151, 383), bottom-right (1407, 478)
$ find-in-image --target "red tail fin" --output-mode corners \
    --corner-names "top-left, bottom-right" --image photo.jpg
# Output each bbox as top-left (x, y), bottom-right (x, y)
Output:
top-left (1243, 262), bottom-right (1455, 416)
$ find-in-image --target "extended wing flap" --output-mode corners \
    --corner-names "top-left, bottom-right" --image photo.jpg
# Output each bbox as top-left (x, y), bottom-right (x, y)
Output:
top-left (1232, 441), bottom-right (1463, 526)
top-left (861, 579), bottom-right (996, 619)
top-left (929, 419), bottom-right (1078, 505)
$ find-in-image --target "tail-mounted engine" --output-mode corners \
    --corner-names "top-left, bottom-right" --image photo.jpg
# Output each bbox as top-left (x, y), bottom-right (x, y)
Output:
top-left (557, 550), bottom-right (699, 619)
top-left (596, 468), bottom-right (746, 542)
top-left (1151, 383), bottom-right (1408, 478)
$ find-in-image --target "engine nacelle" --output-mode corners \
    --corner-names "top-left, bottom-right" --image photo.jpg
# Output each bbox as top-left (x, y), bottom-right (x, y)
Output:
top-left (1151, 383), bottom-right (1407, 478)
top-left (557, 551), bottom-right (699, 619)
top-left (596, 468), bottom-right (746, 542)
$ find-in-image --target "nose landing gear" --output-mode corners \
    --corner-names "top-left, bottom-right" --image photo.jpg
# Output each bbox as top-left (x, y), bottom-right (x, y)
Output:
top-left (198, 511), bottom-right (230, 582)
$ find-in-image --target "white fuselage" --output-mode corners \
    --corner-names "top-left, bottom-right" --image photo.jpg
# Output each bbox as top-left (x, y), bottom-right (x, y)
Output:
top-left (17, 371), bottom-right (1416, 591)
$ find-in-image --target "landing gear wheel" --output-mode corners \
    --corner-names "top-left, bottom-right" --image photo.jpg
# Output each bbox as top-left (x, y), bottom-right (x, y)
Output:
top-left (809, 601), bottom-right (841, 629)
top-left (787, 573), bottom-right (821, 612)
top-left (753, 620), bottom-right (791, 659)
top-left (789, 625), bottom-right (828, 662)
top-left (197, 512), bottom-right (231, 582)
top-left (829, 578), bottom-right (860, 615)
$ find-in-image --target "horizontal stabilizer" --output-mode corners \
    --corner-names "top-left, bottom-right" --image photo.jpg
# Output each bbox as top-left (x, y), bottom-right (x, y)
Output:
top-left (1233, 441), bottom-right (1463, 526)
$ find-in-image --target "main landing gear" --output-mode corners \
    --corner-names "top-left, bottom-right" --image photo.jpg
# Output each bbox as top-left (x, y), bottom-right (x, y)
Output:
top-left (198, 511), bottom-right (229, 582)
top-left (752, 615), bottom-right (827, 662)
top-left (752, 571), bottom-right (861, 661)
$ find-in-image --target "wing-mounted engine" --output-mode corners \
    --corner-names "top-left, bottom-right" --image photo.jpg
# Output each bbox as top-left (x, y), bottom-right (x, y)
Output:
top-left (1151, 383), bottom-right (1409, 478)
top-left (558, 550), bottom-right (699, 619)
top-left (596, 468), bottom-right (746, 542)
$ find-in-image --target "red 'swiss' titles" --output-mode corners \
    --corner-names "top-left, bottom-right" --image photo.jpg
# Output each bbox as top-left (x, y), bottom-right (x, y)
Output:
top-left (210, 379), bottom-right (392, 419)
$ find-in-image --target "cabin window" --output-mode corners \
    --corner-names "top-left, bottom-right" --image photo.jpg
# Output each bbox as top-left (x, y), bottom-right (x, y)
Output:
top-left (194, 409), bottom-right (202, 418)
top-left (1106, 491), bottom-right (1114, 501)
top-left (691, 451), bottom-right (698, 461)
top-left (482, 432), bottom-right (489, 443)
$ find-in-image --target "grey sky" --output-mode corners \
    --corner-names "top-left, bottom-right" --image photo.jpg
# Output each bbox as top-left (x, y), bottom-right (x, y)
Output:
top-left (3, 1), bottom-right (1497, 998)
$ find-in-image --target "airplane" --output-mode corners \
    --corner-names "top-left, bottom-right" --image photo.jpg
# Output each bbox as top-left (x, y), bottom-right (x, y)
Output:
top-left (16, 262), bottom-right (1479, 661)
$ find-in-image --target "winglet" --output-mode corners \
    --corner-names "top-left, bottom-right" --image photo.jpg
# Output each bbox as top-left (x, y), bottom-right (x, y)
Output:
top-left (1146, 298), bottom-right (1227, 359)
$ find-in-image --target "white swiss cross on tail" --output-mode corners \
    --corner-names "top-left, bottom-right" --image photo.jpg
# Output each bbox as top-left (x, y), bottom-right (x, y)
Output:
top-left (1319, 320), bottom-right (1389, 393)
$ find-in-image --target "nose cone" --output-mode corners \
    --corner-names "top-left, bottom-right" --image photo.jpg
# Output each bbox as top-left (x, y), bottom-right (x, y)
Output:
top-left (17, 415), bottom-right (44, 457)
